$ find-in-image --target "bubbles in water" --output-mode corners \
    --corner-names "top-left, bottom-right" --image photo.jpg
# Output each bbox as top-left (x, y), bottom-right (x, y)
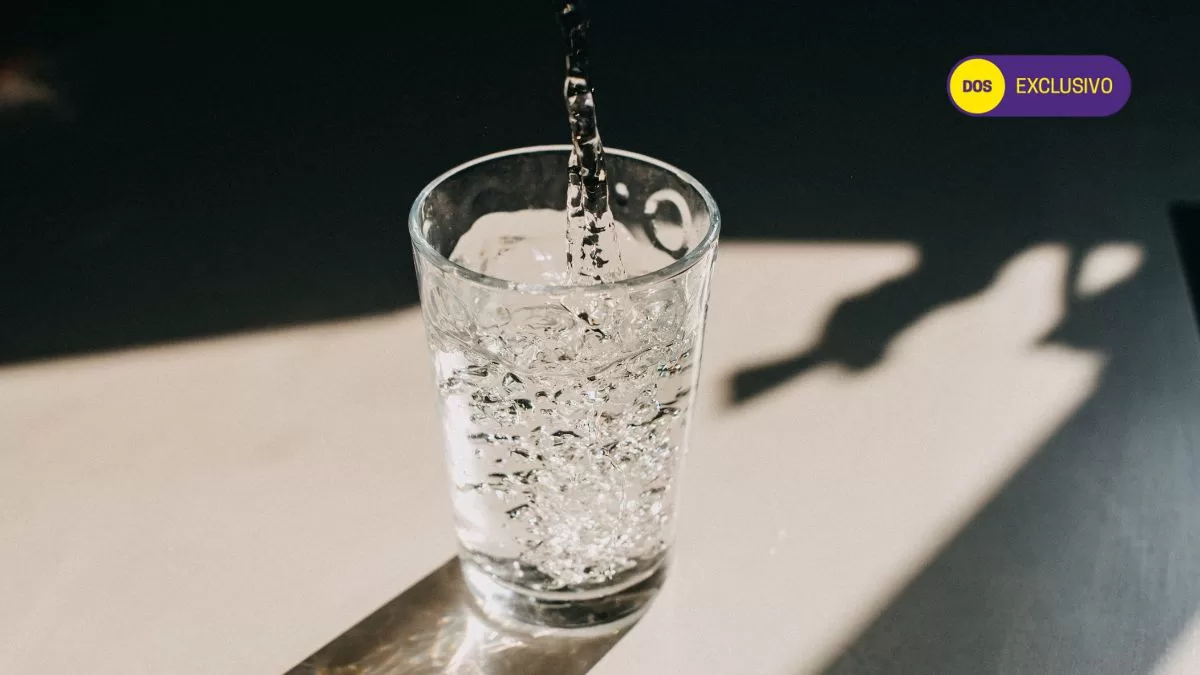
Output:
top-left (428, 231), bottom-right (704, 589)
top-left (451, 210), bottom-right (676, 287)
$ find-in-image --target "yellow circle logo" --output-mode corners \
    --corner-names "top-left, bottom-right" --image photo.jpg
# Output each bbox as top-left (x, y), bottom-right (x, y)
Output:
top-left (948, 58), bottom-right (1006, 114)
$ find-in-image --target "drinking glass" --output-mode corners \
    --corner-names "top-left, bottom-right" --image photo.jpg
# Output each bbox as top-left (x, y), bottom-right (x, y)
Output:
top-left (409, 145), bottom-right (719, 628)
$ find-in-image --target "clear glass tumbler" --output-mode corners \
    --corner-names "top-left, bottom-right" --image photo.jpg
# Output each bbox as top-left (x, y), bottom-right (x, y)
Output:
top-left (409, 145), bottom-right (719, 628)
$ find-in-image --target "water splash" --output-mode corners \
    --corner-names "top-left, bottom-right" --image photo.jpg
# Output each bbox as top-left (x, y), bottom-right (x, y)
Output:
top-left (558, 0), bottom-right (626, 284)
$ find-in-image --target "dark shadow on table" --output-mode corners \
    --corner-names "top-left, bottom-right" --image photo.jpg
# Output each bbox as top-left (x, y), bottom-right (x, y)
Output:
top-left (286, 558), bottom-right (632, 675)
top-left (1172, 203), bottom-right (1200, 335)
top-left (809, 208), bottom-right (1200, 674)
top-left (729, 236), bottom-right (1052, 403)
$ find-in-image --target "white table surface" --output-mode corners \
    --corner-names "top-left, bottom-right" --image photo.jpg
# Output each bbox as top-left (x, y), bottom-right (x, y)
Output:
top-left (2, 241), bottom-right (1194, 674)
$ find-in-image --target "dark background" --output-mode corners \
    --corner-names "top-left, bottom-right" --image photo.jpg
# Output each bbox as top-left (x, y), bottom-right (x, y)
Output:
top-left (5, 2), bottom-right (1200, 673)
top-left (4, 1), bottom-right (1199, 364)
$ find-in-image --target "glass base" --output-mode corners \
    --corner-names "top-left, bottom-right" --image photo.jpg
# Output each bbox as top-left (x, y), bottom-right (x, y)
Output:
top-left (461, 558), bottom-right (666, 631)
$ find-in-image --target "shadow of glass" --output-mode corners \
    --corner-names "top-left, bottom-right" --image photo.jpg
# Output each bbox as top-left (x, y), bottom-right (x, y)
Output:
top-left (286, 558), bottom-right (632, 675)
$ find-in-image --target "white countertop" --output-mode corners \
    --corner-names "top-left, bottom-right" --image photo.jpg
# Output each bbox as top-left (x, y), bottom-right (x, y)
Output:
top-left (2, 241), bottom-right (1195, 674)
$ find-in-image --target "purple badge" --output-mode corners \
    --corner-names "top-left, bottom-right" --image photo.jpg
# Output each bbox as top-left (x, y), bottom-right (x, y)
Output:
top-left (948, 55), bottom-right (1130, 117)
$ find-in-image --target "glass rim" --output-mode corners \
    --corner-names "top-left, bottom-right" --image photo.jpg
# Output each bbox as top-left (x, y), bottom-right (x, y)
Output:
top-left (408, 144), bottom-right (721, 294)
